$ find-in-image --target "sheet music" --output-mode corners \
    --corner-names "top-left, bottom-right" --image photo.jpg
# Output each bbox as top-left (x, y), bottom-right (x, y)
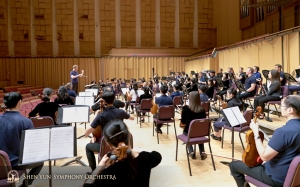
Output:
top-left (62, 107), bottom-right (89, 123)
top-left (75, 96), bottom-right (94, 106)
top-left (137, 90), bottom-right (144, 96)
top-left (85, 89), bottom-right (98, 96)
top-left (121, 88), bottom-right (129, 95)
top-left (79, 92), bottom-right (93, 97)
top-left (156, 93), bottom-right (161, 97)
top-left (22, 129), bottom-right (50, 164)
top-left (222, 107), bottom-right (240, 127)
top-left (231, 106), bottom-right (246, 124)
top-left (50, 127), bottom-right (74, 159)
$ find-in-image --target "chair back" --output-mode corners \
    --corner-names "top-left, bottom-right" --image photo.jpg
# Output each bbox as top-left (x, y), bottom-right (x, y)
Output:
top-left (201, 102), bottom-right (210, 118)
top-left (0, 150), bottom-right (12, 180)
top-left (240, 110), bottom-right (253, 127)
top-left (187, 119), bottom-right (211, 138)
top-left (281, 86), bottom-right (289, 98)
top-left (136, 97), bottom-right (140, 103)
top-left (30, 116), bottom-right (54, 128)
top-left (173, 96), bottom-right (182, 106)
top-left (158, 105), bottom-right (175, 119)
top-left (255, 85), bottom-right (259, 95)
top-left (140, 98), bottom-right (152, 110)
top-left (284, 156), bottom-right (300, 187)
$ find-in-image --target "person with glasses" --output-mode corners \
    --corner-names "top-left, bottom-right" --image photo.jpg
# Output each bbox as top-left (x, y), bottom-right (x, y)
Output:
top-left (229, 95), bottom-right (300, 187)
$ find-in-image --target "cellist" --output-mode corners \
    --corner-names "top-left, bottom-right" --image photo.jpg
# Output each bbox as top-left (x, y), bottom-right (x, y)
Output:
top-left (229, 95), bottom-right (300, 187)
top-left (84, 91), bottom-right (134, 174)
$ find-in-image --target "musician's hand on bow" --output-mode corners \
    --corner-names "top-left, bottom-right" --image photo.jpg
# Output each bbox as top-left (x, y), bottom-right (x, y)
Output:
top-left (99, 154), bottom-right (112, 168)
top-left (250, 119), bottom-right (259, 135)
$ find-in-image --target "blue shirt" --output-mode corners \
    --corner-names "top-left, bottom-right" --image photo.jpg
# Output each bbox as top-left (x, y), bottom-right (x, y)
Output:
top-left (67, 89), bottom-right (77, 98)
top-left (199, 76), bottom-right (206, 85)
top-left (280, 71), bottom-right (286, 86)
top-left (0, 111), bottom-right (34, 167)
top-left (155, 95), bottom-right (173, 107)
top-left (200, 93), bottom-right (209, 102)
top-left (244, 75), bottom-right (256, 95)
top-left (170, 91), bottom-right (182, 100)
top-left (265, 118), bottom-right (300, 184)
top-left (70, 70), bottom-right (78, 84)
top-left (253, 72), bottom-right (262, 80)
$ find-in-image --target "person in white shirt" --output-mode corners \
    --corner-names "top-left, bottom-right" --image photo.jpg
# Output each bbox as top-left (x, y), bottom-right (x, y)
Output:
top-left (125, 83), bottom-right (138, 114)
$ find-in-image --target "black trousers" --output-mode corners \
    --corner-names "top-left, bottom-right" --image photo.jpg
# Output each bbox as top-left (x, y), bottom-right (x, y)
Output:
top-left (12, 162), bottom-right (44, 185)
top-left (72, 83), bottom-right (78, 94)
top-left (215, 89), bottom-right (227, 101)
top-left (237, 92), bottom-right (254, 105)
top-left (85, 142), bottom-right (100, 171)
top-left (253, 95), bottom-right (281, 112)
top-left (125, 101), bottom-right (135, 111)
top-left (153, 114), bottom-right (162, 129)
top-left (183, 132), bottom-right (205, 154)
top-left (229, 161), bottom-right (283, 187)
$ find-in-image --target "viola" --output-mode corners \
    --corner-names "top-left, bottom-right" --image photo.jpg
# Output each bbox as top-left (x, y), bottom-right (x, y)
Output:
top-left (179, 97), bottom-right (187, 128)
top-left (242, 106), bottom-right (264, 167)
top-left (91, 99), bottom-right (105, 143)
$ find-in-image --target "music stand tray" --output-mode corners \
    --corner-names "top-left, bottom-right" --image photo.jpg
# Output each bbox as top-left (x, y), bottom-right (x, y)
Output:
top-left (284, 73), bottom-right (297, 83)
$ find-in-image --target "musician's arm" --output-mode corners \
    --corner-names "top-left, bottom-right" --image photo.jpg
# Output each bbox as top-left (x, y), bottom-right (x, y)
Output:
top-left (128, 115), bottom-right (134, 120)
top-left (85, 127), bottom-right (95, 137)
top-left (246, 83), bottom-right (256, 92)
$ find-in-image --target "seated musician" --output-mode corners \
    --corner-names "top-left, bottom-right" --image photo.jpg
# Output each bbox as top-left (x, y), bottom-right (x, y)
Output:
top-left (236, 67), bottom-right (246, 84)
top-left (83, 120), bottom-right (162, 187)
top-left (54, 86), bottom-right (74, 105)
top-left (65, 82), bottom-right (77, 97)
top-left (253, 70), bottom-right (281, 119)
top-left (29, 88), bottom-right (59, 124)
top-left (189, 78), bottom-right (198, 92)
top-left (198, 85), bottom-right (209, 102)
top-left (237, 67), bottom-right (257, 110)
top-left (198, 72), bottom-right (206, 85)
top-left (136, 86), bottom-right (152, 122)
top-left (170, 84), bottom-right (182, 99)
top-left (215, 73), bottom-right (230, 101)
top-left (211, 88), bottom-right (242, 141)
top-left (205, 79), bottom-right (215, 99)
top-left (253, 66), bottom-right (262, 81)
top-left (0, 92), bottom-right (44, 187)
top-left (84, 91), bottom-right (134, 173)
top-left (229, 95), bottom-right (300, 187)
top-left (275, 64), bottom-right (287, 86)
top-left (153, 85), bottom-right (173, 134)
top-left (125, 83), bottom-right (138, 114)
top-left (180, 91), bottom-right (207, 160)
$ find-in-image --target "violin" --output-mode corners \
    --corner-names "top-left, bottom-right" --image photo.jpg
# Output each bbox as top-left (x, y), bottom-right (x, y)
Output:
top-left (242, 106), bottom-right (264, 167)
top-left (216, 95), bottom-right (228, 109)
top-left (107, 142), bottom-right (129, 165)
top-left (91, 99), bottom-right (105, 143)
top-left (179, 97), bottom-right (187, 128)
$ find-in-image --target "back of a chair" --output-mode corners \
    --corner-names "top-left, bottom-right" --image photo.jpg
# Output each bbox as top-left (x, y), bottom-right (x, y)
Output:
top-left (201, 102), bottom-right (210, 118)
top-left (281, 86), bottom-right (289, 98)
top-left (30, 116), bottom-right (54, 128)
top-left (173, 96), bottom-right (182, 106)
top-left (188, 119), bottom-right (210, 138)
top-left (255, 85), bottom-right (259, 96)
top-left (136, 97), bottom-right (140, 103)
top-left (284, 156), bottom-right (300, 187)
top-left (241, 110), bottom-right (253, 127)
top-left (0, 150), bottom-right (12, 180)
top-left (140, 98), bottom-right (152, 110)
top-left (158, 105), bottom-right (174, 119)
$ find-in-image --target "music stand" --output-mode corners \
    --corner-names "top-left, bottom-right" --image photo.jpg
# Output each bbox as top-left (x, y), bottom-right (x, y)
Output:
top-left (214, 78), bottom-right (225, 117)
top-left (295, 69), bottom-right (300, 78)
top-left (228, 73), bottom-right (235, 80)
top-left (57, 105), bottom-right (89, 167)
top-left (217, 73), bottom-right (223, 78)
top-left (234, 81), bottom-right (248, 111)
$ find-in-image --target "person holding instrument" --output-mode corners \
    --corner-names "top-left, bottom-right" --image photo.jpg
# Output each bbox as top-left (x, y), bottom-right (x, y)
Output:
top-left (83, 120), bottom-right (162, 187)
top-left (253, 70), bottom-right (281, 119)
top-left (54, 86), bottom-right (74, 105)
top-left (70, 64), bottom-right (84, 94)
top-left (84, 91), bottom-right (134, 174)
top-left (180, 91), bottom-right (207, 160)
top-left (229, 95), bottom-right (300, 187)
top-left (136, 86), bottom-right (152, 122)
top-left (125, 83), bottom-right (138, 114)
top-left (211, 88), bottom-right (242, 141)
top-left (215, 73), bottom-right (230, 101)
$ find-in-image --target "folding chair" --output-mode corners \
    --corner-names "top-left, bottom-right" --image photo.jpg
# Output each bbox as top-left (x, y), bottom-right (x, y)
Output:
top-left (136, 98), bottom-right (152, 128)
top-left (173, 96), bottom-right (183, 113)
top-left (266, 86), bottom-right (289, 122)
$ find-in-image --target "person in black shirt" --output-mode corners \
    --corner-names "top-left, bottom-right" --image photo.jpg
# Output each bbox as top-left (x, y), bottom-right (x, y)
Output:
top-left (83, 120), bottom-right (162, 187)
top-left (136, 87), bottom-right (152, 122)
top-left (211, 88), bottom-right (242, 140)
top-left (275, 64), bottom-right (287, 86)
top-left (215, 73), bottom-right (230, 101)
top-left (206, 79), bottom-right (215, 99)
top-left (180, 91), bottom-right (207, 160)
top-left (189, 78), bottom-right (198, 93)
top-left (54, 86), bottom-right (74, 105)
top-left (29, 88), bottom-right (59, 124)
top-left (236, 67), bottom-right (246, 84)
top-left (84, 91), bottom-right (134, 172)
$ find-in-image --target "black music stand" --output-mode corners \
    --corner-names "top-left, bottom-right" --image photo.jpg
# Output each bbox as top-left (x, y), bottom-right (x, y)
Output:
top-left (284, 72), bottom-right (298, 95)
top-left (214, 78), bottom-right (225, 117)
top-left (228, 73), bottom-right (235, 80)
top-left (217, 73), bottom-right (223, 78)
top-left (57, 105), bottom-right (89, 167)
top-left (295, 69), bottom-right (300, 78)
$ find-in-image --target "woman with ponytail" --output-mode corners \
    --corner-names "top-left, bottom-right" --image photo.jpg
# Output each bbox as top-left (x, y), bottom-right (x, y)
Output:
top-left (83, 120), bottom-right (162, 187)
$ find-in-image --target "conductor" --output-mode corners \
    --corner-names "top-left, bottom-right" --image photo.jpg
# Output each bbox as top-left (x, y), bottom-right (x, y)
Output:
top-left (70, 65), bottom-right (84, 94)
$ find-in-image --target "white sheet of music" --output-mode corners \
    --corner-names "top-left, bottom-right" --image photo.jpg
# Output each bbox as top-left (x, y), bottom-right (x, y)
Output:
top-left (231, 106), bottom-right (246, 124)
top-left (79, 92), bottom-right (93, 97)
top-left (22, 129), bottom-right (50, 164)
top-left (121, 88), bottom-right (129, 94)
top-left (62, 107), bottom-right (89, 123)
top-left (223, 106), bottom-right (246, 126)
top-left (75, 97), bottom-right (94, 106)
top-left (75, 97), bottom-right (85, 105)
top-left (85, 89), bottom-right (98, 96)
top-left (137, 90), bottom-right (144, 96)
top-left (50, 127), bottom-right (74, 160)
top-left (156, 93), bottom-right (161, 97)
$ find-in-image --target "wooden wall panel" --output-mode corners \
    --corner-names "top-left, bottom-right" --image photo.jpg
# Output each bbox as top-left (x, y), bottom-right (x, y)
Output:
top-left (179, 0), bottom-right (193, 48)
top-left (141, 0), bottom-right (155, 47)
top-left (160, 0), bottom-right (175, 47)
top-left (0, 0), bottom-right (8, 56)
top-left (120, 0), bottom-right (136, 47)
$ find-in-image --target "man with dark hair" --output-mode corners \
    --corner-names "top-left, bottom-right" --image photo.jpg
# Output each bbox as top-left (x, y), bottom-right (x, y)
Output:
top-left (170, 84), bottom-right (182, 99)
top-left (237, 67), bottom-right (257, 110)
top-left (84, 91), bottom-right (134, 173)
top-left (153, 85), bottom-right (173, 134)
top-left (230, 95), bottom-right (300, 187)
top-left (0, 92), bottom-right (44, 187)
top-left (198, 85), bottom-right (209, 102)
top-left (236, 67), bottom-right (246, 84)
top-left (275, 64), bottom-right (287, 86)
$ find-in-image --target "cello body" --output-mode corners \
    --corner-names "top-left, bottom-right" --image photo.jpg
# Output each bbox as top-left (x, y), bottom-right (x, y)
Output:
top-left (150, 98), bottom-right (158, 115)
top-left (91, 99), bottom-right (104, 143)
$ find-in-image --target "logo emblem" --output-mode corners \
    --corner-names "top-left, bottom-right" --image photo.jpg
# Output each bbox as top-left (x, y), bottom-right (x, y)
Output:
top-left (7, 170), bottom-right (19, 183)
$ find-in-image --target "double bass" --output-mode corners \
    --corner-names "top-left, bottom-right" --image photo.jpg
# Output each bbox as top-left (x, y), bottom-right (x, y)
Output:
top-left (242, 106), bottom-right (264, 167)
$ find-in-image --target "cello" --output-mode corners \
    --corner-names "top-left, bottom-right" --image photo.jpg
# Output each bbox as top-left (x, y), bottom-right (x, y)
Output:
top-left (91, 99), bottom-right (105, 143)
top-left (242, 106), bottom-right (264, 167)
top-left (179, 97), bottom-right (187, 128)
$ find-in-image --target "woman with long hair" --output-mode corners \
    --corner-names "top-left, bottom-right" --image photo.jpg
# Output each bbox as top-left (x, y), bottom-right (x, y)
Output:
top-left (125, 83), bottom-right (138, 114)
top-left (206, 78), bottom-right (215, 99)
top-left (83, 120), bottom-right (161, 187)
top-left (253, 69), bottom-right (281, 119)
top-left (180, 91), bottom-right (207, 160)
top-left (54, 86), bottom-right (74, 105)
